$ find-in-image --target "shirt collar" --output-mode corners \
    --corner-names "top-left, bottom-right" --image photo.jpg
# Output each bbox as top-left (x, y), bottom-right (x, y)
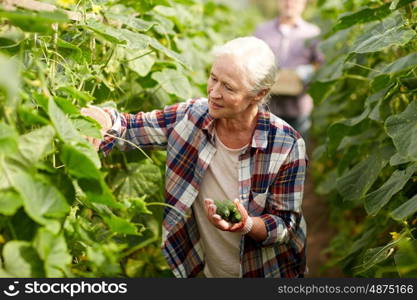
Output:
top-left (275, 16), bottom-right (304, 30)
top-left (202, 105), bottom-right (270, 151)
top-left (202, 112), bottom-right (216, 144)
top-left (251, 104), bottom-right (270, 151)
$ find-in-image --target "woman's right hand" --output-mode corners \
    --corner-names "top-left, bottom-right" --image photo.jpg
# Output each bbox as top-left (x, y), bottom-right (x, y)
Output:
top-left (80, 105), bottom-right (112, 151)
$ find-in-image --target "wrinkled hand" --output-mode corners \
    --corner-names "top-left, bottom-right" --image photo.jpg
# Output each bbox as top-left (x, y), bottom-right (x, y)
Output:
top-left (204, 198), bottom-right (249, 232)
top-left (80, 105), bottom-right (112, 151)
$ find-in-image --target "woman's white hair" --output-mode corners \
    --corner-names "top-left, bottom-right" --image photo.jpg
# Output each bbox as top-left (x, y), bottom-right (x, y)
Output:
top-left (211, 36), bottom-right (277, 104)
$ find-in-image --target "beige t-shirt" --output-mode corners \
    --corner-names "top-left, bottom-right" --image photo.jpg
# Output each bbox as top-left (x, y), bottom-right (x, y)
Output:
top-left (193, 131), bottom-right (248, 278)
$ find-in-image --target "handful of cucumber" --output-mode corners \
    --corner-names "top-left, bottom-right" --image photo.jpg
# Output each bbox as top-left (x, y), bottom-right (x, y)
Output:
top-left (213, 199), bottom-right (242, 223)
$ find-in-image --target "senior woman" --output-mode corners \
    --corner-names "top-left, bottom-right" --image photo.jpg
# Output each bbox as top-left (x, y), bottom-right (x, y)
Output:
top-left (82, 37), bottom-right (308, 278)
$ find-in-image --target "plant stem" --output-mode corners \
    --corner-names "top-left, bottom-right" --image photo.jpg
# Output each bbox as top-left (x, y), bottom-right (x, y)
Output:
top-left (146, 202), bottom-right (188, 218)
top-left (104, 133), bottom-right (154, 162)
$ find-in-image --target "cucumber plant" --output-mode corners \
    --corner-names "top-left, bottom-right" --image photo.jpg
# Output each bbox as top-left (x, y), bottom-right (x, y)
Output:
top-left (310, 0), bottom-right (417, 277)
top-left (0, 0), bottom-right (261, 277)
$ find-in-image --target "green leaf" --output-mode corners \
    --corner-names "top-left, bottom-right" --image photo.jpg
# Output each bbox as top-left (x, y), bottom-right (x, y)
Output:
top-left (332, 0), bottom-right (415, 32)
top-left (390, 0), bottom-right (401, 10)
top-left (354, 245), bottom-right (395, 274)
top-left (151, 68), bottom-right (191, 100)
top-left (18, 125), bottom-right (55, 163)
top-left (370, 75), bottom-right (392, 91)
top-left (32, 93), bottom-right (49, 110)
top-left (49, 97), bottom-right (101, 169)
top-left (394, 239), bottom-right (417, 277)
top-left (83, 20), bottom-right (126, 44)
top-left (369, 100), bottom-right (385, 123)
top-left (86, 244), bottom-right (123, 276)
top-left (105, 13), bottom-right (155, 32)
top-left (57, 86), bottom-right (94, 106)
top-left (391, 194), bottom-right (417, 220)
top-left (390, 153), bottom-right (411, 166)
top-left (385, 100), bottom-right (417, 161)
top-left (0, 122), bottom-right (18, 155)
top-left (17, 105), bottom-right (49, 126)
top-left (364, 163), bottom-right (417, 215)
top-left (333, 6), bottom-right (390, 32)
top-left (319, 29), bottom-right (350, 61)
top-left (314, 55), bottom-right (346, 82)
top-left (149, 12), bottom-right (176, 35)
top-left (79, 178), bottom-right (124, 210)
top-left (1, 241), bottom-right (45, 277)
top-left (379, 52), bottom-right (417, 75)
top-left (176, 39), bottom-right (210, 84)
top-left (72, 116), bottom-right (102, 139)
top-left (0, 189), bottom-right (23, 215)
top-left (84, 20), bottom-right (148, 50)
top-left (316, 169), bottom-right (338, 195)
top-left (7, 209), bottom-right (39, 242)
top-left (366, 86), bottom-right (391, 106)
top-left (346, 227), bottom-right (378, 257)
top-left (0, 10), bottom-right (68, 33)
top-left (84, 20), bottom-right (185, 65)
top-left (147, 36), bottom-right (188, 67)
top-left (10, 171), bottom-right (69, 234)
top-left (112, 162), bottom-right (162, 199)
top-left (0, 156), bottom-right (21, 190)
top-left (327, 107), bottom-right (371, 154)
top-left (132, 197), bottom-right (153, 215)
top-left (0, 54), bottom-right (20, 119)
top-left (102, 214), bottom-right (140, 235)
top-left (154, 5), bottom-right (196, 32)
top-left (365, 85), bottom-right (393, 122)
top-left (350, 15), bottom-right (415, 54)
top-left (401, 77), bottom-right (417, 89)
top-left (48, 97), bottom-right (84, 142)
top-left (308, 81), bottom-right (336, 105)
top-left (56, 38), bottom-right (84, 63)
top-left (60, 143), bottom-right (101, 179)
top-left (154, 5), bottom-right (177, 17)
top-left (54, 96), bottom-right (80, 115)
top-left (49, 173), bottom-right (76, 206)
top-left (337, 128), bottom-right (378, 152)
top-left (118, 29), bottom-right (150, 50)
top-left (153, 86), bottom-right (172, 107)
top-left (336, 145), bottom-right (394, 202)
top-left (33, 228), bottom-right (72, 277)
top-left (126, 48), bottom-right (156, 77)
top-left (0, 24), bottom-right (24, 48)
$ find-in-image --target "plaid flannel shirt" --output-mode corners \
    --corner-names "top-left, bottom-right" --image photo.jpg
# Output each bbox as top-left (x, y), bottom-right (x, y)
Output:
top-left (100, 98), bottom-right (308, 278)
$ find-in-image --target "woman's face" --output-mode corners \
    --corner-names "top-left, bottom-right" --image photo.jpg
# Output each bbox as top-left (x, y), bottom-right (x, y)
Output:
top-left (207, 55), bottom-right (256, 119)
top-left (278, 0), bottom-right (306, 19)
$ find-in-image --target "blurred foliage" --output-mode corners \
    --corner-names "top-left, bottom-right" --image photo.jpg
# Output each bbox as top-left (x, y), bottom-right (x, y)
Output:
top-left (310, 0), bottom-right (417, 277)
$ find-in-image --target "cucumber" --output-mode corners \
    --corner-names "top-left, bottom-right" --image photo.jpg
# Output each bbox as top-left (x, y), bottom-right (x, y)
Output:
top-left (214, 199), bottom-right (242, 223)
top-left (214, 200), bottom-right (230, 220)
top-left (229, 213), bottom-right (242, 223)
top-left (230, 208), bottom-right (242, 223)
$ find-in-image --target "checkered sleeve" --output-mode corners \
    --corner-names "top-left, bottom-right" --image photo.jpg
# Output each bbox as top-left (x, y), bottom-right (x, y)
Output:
top-left (260, 137), bottom-right (308, 246)
top-left (99, 101), bottom-right (191, 155)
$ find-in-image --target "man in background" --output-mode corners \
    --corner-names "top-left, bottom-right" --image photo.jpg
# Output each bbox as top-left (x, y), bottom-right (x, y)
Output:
top-left (254, 0), bottom-right (323, 142)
